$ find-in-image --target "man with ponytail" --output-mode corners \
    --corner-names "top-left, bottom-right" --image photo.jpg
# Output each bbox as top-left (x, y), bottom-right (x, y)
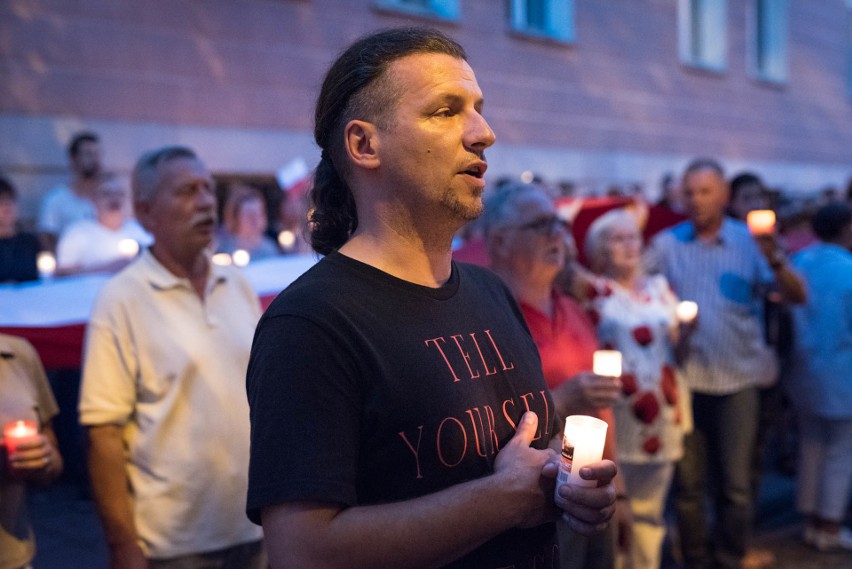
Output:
top-left (246, 27), bottom-right (616, 569)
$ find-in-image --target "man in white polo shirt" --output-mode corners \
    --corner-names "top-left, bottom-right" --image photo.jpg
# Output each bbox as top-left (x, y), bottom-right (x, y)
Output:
top-left (79, 146), bottom-right (264, 569)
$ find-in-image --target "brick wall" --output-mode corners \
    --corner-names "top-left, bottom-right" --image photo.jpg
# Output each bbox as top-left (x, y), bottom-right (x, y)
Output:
top-left (1, 0), bottom-right (850, 218)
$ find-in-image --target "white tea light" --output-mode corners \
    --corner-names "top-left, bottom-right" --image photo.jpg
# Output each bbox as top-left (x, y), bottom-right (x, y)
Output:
top-left (593, 350), bottom-right (622, 377)
top-left (232, 249), bottom-right (250, 267)
top-left (36, 252), bottom-right (56, 279)
top-left (278, 230), bottom-right (296, 249)
top-left (117, 238), bottom-right (140, 258)
top-left (554, 415), bottom-right (608, 505)
top-left (676, 301), bottom-right (698, 323)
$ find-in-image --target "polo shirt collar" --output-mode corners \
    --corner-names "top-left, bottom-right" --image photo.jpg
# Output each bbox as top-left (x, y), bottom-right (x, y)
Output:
top-left (684, 217), bottom-right (733, 245)
top-left (139, 248), bottom-right (228, 292)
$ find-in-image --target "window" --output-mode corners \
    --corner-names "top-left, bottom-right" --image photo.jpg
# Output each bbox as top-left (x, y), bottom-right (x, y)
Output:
top-left (848, 2), bottom-right (852, 97)
top-left (679, 0), bottom-right (727, 71)
top-left (509, 0), bottom-right (575, 43)
top-left (750, 0), bottom-right (789, 82)
top-left (374, 0), bottom-right (459, 21)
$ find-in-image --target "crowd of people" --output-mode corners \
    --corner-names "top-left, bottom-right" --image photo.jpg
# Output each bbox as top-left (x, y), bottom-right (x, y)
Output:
top-left (1, 25), bottom-right (851, 569)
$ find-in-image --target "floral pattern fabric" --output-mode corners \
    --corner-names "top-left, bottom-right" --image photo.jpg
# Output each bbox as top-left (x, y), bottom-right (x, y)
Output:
top-left (587, 274), bottom-right (685, 463)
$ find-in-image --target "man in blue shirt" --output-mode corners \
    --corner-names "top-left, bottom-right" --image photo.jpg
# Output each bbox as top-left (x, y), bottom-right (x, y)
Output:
top-left (645, 158), bottom-right (805, 569)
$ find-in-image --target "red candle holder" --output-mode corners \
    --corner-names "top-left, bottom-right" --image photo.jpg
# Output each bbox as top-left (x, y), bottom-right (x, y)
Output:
top-left (4, 420), bottom-right (39, 456)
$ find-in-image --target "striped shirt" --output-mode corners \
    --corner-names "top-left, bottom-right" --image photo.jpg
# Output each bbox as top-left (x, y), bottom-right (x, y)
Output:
top-left (645, 218), bottom-right (777, 394)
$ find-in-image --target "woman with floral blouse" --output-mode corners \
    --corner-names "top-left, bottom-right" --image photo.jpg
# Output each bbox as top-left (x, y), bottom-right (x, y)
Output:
top-left (583, 208), bottom-right (693, 569)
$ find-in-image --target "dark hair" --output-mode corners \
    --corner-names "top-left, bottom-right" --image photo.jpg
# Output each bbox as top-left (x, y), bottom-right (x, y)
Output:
top-left (132, 146), bottom-right (198, 205)
top-left (68, 131), bottom-right (100, 158)
top-left (0, 176), bottom-right (16, 200)
top-left (683, 157), bottom-right (725, 180)
top-left (811, 202), bottom-right (852, 242)
top-left (309, 27), bottom-right (467, 255)
top-left (729, 172), bottom-right (763, 197)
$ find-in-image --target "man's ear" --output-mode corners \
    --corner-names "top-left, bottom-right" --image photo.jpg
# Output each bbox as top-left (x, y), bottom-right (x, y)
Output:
top-left (344, 120), bottom-right (381, 171)
top-left (134, 200), bottom-right (155, 233)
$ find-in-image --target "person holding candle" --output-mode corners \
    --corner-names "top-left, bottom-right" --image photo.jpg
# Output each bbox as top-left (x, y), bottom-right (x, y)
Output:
top-left (215, 184), bottom-right (279, 261)
top-left (786, 202), bottom-right (852, 551)
top-left (0, 176), bottom-right (40, 284)
top-left (645, 158), bottom-right (806, 569)
top-left (484, 181), bottom-right (629, 569)
top-left (0, 333), bottom-right (63, 569)
top-left (246, 28), bottom-right (618, 569)
top-left (583, 208), bottom-right (691, 569)
top-left (79, 146), bottom-right (264, 568)
top-left (56, 176), bottom-right (152, 276)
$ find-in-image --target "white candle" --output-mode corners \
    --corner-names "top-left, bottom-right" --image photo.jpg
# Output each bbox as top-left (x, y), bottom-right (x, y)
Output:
top-left (4, 420), bottom-right (39, 456)
top-left (593, 350), bottom-right (622, 377)
top-left (232, 249), bottom-right (251, 267)
top-left (554, 415), bottom-right (608, 506)
top-left (212, 253), bottom-right (232, 266)
top-left (36, 251), bottom-right (56, 280)
top-left (278, 230), bottom-right (296, 249)
top-left (747, 210), bottom-right (776, 235)
top-left (676, 300), bottom-right (698, 323)
top-left (117, 238), bottom-right (140, 258)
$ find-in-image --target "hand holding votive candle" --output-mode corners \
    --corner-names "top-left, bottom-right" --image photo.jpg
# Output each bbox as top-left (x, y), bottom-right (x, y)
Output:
top-left (4, 420), bottom-right (39, 457)
top-left (593, 350), bottom-right (622, 377)
top-left (747, 210), bottom-right (776, 235)
top-left (554, 415), bottom-right (608, 505)
top-left (676, 300), bottom-right (698, 323)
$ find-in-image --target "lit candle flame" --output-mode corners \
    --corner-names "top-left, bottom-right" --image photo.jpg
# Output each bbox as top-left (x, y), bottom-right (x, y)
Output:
top-left (232, 249), bottom-right (250, 267)
top-left (212, 253), bottom-right (232, 266)
top-left (747, 210), bottom-right (775, 235)
top-left (278, 230), bottom-right (296, 249)
top-left (117, 238), bottom-right (140, 258)
top-left (676, 301), bottom-right (698, 323)
top-left (36, 252), bottom-right (56, 279)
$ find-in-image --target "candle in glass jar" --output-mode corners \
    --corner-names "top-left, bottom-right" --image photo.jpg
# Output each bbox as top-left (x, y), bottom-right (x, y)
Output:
top-left (4, 420), bottom-right (39, 456)
top-left (593, 350), bottom-right (622, 377)
top-left (676, 301), bottom-right (698, 323)
top-left (554, 415), bottom-right (608, 505)
top-left (747, 210), bottom-right (776, 235)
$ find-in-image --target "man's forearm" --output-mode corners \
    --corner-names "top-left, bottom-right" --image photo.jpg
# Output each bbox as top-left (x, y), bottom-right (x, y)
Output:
top-left (772, 261), bottom-right (807, 304)
top-left (86, 424), bottom-right (139, 547)
top-left (264, 472), bottom-right (546, 569)
top-left (264, 413), bottom-right (560, 569)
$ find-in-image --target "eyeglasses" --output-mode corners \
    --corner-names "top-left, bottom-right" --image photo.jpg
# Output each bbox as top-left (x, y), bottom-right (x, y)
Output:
top-left (512, 215), bottom-right (571, 236)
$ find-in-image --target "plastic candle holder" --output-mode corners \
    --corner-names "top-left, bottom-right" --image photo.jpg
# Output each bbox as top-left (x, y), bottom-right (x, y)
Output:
top-left (593, 350), bottom-right (622, 377)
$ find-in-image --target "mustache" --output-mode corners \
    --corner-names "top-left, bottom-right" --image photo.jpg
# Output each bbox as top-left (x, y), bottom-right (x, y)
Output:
top-left (191, 213), bottom-right (217, 227)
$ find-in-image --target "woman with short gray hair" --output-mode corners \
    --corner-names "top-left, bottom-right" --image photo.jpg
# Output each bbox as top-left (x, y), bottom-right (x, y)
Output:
top-left (584, 208), bottom-right (692, 569)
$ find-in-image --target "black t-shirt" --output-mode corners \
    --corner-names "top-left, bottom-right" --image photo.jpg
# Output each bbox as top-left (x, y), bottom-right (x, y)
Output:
top-left (0, 233), bottom-right (39, 284)
top-left (246, 252), bottom-right (559, 569)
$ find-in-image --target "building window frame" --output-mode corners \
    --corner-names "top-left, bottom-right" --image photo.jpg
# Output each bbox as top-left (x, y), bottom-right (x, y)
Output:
top-left (373, 0), bottom-right (460, 21)
top-left (508, 0), bottom-right (575, 44)
top-left (678, 0), bottom-right (728, 72)
top-left (847, 1), bottom-right (852, 98)
top-left (748, 0), bottom-right (789, 84)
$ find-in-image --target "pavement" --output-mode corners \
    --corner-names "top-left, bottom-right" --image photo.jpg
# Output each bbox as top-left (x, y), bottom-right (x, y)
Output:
top-left (27, 466), bottom-right (852, 569)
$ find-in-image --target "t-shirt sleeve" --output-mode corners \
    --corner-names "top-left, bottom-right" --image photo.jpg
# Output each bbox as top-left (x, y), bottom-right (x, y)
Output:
top-left (79, 299), bottom-right (138, 426)
top-left (13, 337), bottom-right (60, 424)
top-left (246, 312), bottom-right (362, 525)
